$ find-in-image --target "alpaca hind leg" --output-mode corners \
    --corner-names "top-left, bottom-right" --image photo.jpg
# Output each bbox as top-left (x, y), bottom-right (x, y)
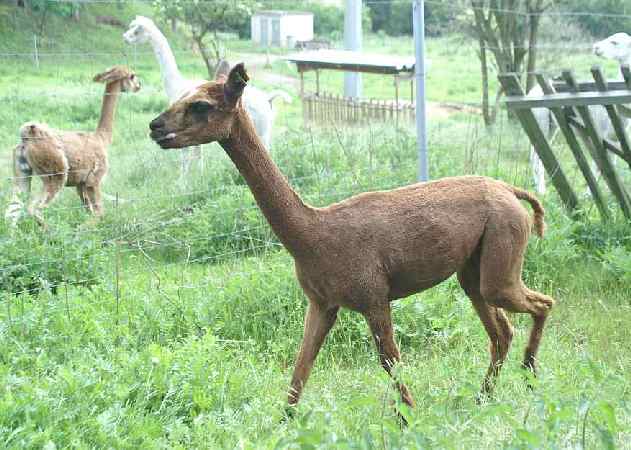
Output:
top-left (458, 260), bottom-right (514, 396)
top-left (288, 302), bottom-right (339, 407)
top-left (364, 303), bottom-right (415, 411)
top-left (479, 220), bottom-right (554, 379)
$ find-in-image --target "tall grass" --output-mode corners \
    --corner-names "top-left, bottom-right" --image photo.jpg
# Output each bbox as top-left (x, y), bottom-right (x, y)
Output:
top-left (0, 4), bottom-right (630, 449)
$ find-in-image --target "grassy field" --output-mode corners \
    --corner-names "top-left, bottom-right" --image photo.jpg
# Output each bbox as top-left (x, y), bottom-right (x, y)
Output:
top-left (1, 3), bottom-right (631, 449)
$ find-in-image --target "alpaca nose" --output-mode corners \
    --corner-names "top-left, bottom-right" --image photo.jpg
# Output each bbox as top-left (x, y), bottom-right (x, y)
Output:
top-left (150, 115), bottom-right (165, 131)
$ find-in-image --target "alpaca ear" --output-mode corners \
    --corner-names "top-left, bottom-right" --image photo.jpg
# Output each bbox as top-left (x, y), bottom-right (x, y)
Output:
top-left (224, 63), bottom-right (249, 106)
top-left (93, 66), bottom-right (129, 83)
top-left (214, 59), bottom-right (231, 82)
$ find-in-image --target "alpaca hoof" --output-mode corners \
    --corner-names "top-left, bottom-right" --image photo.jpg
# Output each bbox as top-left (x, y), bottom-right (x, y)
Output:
top-left (282, 404), bottom-right (297, 422)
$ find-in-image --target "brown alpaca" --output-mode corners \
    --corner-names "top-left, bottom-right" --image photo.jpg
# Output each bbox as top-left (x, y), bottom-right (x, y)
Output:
top-left (6, 67), bottom-right (140, 226)
top-left (149, 64), bottom-right (554, 414)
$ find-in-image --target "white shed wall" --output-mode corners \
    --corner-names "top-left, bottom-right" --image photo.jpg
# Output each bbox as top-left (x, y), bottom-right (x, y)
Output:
top-left (280, 15), bottom-right (313, 47)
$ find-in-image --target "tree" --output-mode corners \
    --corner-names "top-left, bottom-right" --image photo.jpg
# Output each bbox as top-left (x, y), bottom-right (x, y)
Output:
top-left (154, 0), bottom-right (258, 79)
top-left (470, 0), bottom-right (553, 125)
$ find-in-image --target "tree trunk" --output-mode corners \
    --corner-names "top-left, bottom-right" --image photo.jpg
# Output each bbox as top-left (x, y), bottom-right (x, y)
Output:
top-left (478, 37), bottom-right (493, 126)
top-left (171, 18), bottom-right (177, 33)
top-left (525, 1), bottom-right (544, 92)
top-left (193, 34), bottom-right (216, 80)
top-left (72, 4), bottom-right (80, 22)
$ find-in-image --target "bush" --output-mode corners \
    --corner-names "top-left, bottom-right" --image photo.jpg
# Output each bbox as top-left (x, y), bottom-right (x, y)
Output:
top-left (368, 0), bottom-right (458, 37)
top-left (0, 226), bottom-right (106, 296)
top-left (558, 0), bottom-right (631, 38)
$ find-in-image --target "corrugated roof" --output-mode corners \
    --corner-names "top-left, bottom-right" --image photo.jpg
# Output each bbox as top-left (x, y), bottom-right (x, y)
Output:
top-left (285, 50), bottom-right (419, 75)
top-left (253, 10), bottom-right (313, 17)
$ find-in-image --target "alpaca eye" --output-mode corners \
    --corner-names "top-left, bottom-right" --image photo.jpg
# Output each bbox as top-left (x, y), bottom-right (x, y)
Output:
top-left (611, 41), bottom-right (618, 46)
top-left (190, 101), bottom-right (214, 115)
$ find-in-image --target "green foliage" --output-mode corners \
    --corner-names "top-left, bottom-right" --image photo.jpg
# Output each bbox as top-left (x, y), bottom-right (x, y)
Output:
top-left (368, 0), bottom-right (461, 37)
top-left (0, 225), bottom-right (107, 296)
top-left (558, 0), bottom-right (631, 37)
top-left (26, 0), bottom-right (77, 19)
top-left (153, 0), bottom-right (257, 39)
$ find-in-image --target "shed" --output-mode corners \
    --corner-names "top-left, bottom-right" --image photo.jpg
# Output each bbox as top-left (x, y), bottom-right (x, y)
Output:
top-left (286, 50), bottom-right (424, 124)
top-left (251, 11), bottom-right (314, 48)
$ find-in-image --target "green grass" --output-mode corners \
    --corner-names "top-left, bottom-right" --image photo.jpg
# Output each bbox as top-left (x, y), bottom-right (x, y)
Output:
top-left (1, 4), bottom-right (631, 449)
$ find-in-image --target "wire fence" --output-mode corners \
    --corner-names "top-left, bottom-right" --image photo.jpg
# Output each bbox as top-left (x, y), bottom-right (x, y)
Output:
top-left (1, 0), bottom-right (630, 316)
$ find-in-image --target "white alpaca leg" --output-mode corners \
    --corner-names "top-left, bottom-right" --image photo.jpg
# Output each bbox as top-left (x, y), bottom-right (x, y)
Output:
top-left (530, 148), bottom-right (546, 195)
top-left (179, 147), bottom-right (195, 187)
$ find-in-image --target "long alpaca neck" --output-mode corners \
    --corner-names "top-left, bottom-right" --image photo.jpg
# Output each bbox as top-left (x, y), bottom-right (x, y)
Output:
top-left (220, 109), bottom-right (316, 256)
top-left (95, 82), bottom-right (121, 145)
top-left (147, 26), bottom-right (185, 101)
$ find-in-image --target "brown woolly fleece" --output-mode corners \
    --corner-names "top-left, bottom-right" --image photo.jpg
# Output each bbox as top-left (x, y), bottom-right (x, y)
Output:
top-left (149, 64), bottom-right (555, 416)
top-left (8, 66), bottom-right (140, 225)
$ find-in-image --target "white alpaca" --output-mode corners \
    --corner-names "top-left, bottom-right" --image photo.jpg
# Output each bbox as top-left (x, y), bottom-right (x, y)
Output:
top-left (529, 32), bottom-right (631, 195)
top-left (123, 16), bottom-right (290, 165)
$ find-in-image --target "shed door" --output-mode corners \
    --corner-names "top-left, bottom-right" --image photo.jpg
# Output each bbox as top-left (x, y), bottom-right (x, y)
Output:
top-left (271, 19), bottom-right (281, 46)
top-left (260, 17), bottom-right (269, 46)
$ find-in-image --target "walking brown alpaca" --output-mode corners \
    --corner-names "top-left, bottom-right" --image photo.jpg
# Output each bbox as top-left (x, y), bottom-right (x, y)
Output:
top-left (6, 67), bottom-right (140, 226)
top-left (149, 64), bottom-right (554, 414)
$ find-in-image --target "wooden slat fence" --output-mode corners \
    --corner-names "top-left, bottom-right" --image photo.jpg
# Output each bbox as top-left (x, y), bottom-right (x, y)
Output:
top-left (499, 65), bottom-right (631, 221)
top-left (302, 92), bottom-right (415, 125)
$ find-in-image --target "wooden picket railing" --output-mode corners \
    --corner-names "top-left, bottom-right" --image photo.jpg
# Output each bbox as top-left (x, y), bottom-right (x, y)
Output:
top-left (499, 66), bottom-right (631, 221)
top-left (302, 92), bottom-right (415, 125)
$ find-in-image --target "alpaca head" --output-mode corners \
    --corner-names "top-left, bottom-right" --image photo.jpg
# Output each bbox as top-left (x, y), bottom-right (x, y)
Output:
top-left (150, 63), bottom-right (248, 149)
top-left (93, 66), bottom-right (141, 93)
top-left (19, 121), bottom-right (55, 141)
top-left (593, 32), bottom-right (631, 65)
top-left (123, 16), bottom-right (156, 45)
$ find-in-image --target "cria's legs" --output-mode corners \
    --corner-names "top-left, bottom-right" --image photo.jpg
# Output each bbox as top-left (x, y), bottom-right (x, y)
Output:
top-left (28, 173), bottom-right (66, 226)
top-left (458, 260), bottom-right (514, 395)
top-left (479, 219), bottom-right (554, 378)
top-left (364, 304), bottom-right (415, 410)
top-left (179, 146), bottom-right (203, 186)
top-left (76, 185), bottom-right (91, 212)
top-left (85, 185), bottom-right (103, 216)
top-left (288, 303), bottom-right (339, 406)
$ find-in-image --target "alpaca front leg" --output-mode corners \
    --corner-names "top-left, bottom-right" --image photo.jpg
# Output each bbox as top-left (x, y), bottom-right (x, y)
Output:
top-left (85, 186), bottom-right (103, 217)
top-left (193, 145), bottom-right (203, 171)
top-left (365, 304), bottom-right (415, 412)
top-left (288, 303), bottom-right (339, 408)
top-left (179, 147), bottom-right (195, 187)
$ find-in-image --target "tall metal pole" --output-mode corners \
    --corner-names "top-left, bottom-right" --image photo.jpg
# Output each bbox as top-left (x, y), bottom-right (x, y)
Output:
top-left (344, 0), bottom-right (362, 98)
top-left (413, 0), bottom-right (429, 181)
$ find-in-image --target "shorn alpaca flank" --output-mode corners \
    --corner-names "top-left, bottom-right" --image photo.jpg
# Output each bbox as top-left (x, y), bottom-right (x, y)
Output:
top-left (149, 64), bottom-right (554, 416)
top-left (5, 67), bottom-right (141, 226)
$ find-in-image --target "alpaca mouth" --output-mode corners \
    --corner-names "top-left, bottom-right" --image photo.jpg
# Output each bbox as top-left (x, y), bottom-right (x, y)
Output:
top-left (151, 131), bottom-right (176, 143)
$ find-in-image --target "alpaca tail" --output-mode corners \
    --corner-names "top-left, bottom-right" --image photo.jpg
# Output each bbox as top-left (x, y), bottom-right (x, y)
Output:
top-left (511, 186), bottom-right (546, 238)
top-left (268, 91), bottom-right (292, 106)
top-left (5, 143), bottom-right (32, 226)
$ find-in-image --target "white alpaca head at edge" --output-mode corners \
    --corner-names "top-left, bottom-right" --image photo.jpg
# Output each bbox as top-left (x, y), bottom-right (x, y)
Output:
top-left (593, 32), bottom-right (631, 65)
top-left (123, 16), bottom-right (156, 45)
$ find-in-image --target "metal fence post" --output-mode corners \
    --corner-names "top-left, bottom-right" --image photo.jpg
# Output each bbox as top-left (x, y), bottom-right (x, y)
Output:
top-left (413, 0), bottom-right (429, 182)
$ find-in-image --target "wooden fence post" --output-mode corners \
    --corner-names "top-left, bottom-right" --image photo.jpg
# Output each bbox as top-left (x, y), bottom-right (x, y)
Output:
top-left (562, 70), bottom-right (631, 219)
top-left (499, 73), bottom-right (579, 213)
